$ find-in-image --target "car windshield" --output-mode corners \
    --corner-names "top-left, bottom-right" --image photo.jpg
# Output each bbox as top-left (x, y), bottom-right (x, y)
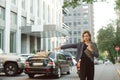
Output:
top-left (48, 52), bottom-right (55, 59)
top-left (63, 52), bottom-right (72, 57)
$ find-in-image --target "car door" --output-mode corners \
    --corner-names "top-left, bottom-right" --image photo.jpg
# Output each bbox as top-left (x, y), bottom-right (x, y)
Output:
top-left (57, 54), bottom-right (69, 73)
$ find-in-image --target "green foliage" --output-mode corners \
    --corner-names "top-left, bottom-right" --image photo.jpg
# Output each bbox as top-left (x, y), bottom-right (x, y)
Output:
top-left (97, 24), bottom-right (115, 52)
top-left (63, 0), bottom-right (106, 8)
top-left (32, 49), bottom-right (36, 54)
top-left (115, 0), bottom-right (120, 10)
top-left (97, 23), bottom-right (116, 63)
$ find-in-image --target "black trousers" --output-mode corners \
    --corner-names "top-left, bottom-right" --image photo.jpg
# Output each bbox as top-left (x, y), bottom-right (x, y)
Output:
top-left (79, 59), bottom-right (94, 80)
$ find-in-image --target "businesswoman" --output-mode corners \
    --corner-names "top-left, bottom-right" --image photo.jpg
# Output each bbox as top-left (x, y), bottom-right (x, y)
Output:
top-left (54, 30), bottom-right (99, 80)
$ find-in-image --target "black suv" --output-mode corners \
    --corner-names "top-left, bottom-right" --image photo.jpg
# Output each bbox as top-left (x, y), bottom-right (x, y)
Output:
top-left (24, 51), bottom-right (70, 78)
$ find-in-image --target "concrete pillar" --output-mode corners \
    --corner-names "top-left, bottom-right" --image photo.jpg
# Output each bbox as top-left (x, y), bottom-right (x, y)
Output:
top-left (16, 0), bottom-right (21, 54)
top-left (4, 0), bottom-right (10, 53)
top-left (34, 37), bottom-right (37, 51)
top-left (45, 32), bottom-right (48, 51)
top-left (41, 32), bottom-right (44, 51)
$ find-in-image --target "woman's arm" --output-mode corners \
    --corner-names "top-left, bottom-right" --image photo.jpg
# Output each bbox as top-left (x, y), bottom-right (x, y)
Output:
top-left (54, 43), bottom-right (77, 50)
top-left (61, 43), bottom-right (77, 49)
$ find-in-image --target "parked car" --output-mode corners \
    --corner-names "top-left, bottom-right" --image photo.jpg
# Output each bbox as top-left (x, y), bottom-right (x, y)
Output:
top-left (0, 59), bottom-right (3, 72)
top-left (0, 49), bottom-right (24, 76)
top-left (24, 51), bottom-right (70, 78)
top-left (20, 53), bottom-right (34, 63)
top-left (62, 51), bottom-right (77, 66)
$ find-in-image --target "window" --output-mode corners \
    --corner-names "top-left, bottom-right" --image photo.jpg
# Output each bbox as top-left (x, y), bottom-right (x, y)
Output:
top-left (0, 7), bottom-right (5, 20)
top-left (69, 22), bottom-right (71, 26)
top-left (69, 38), bottom-right (72, 43)
top-left (22, 0), bottom-right (25, 10)
top-left (30, 20), bottom-right (34, 25)
top-left (43, 1), bottom-right (45, 20)
top-left (73, 13), bottom-right (76, 16)
top-left (68, 14), bottom-right (71, 16)
top-left (74, 22), bottom-right (76, 26)
top-left (69, 31), bottom-right (72, 35)
top-left (78, 31), bottom-right (81, 34)
top-left (83, 4), bottom-right (88, 9)
top-left (30, 0), bottom-right (33, 14)
top-left (74, 31), bottom-right (77, 35)
top-left (37, 0), bottom-right (40, 17)
top-left (11, 0), bottom-right (16, 5)
top-left (83, 20), bottom-right (88, 24)
top-left (83, 13), bottom-right (88, 17)
top-left (21, 16), bottom-right (26, 26)
top-left (57, 54), bottom-right (66, 60)
top-left (11, 12), bottom-right (17, 26)
top-left (48, 6), bottom-right (50, 22)
top-left (0, 30), bottom-right (3, 49)
top-left (10, 32), bottom-right (16, 53)
top-left (78, 22), bottom-right (81, 25)
top-left (74, 38), bottom-right (77, 43)
top-left (78, 13), bottom-right (80, 16)
top-left (0, 7), bottom-right (5, 28)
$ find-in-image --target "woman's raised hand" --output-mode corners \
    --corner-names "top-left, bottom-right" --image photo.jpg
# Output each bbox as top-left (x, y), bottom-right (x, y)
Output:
top-left (54, 46), bottom-right (61, 50)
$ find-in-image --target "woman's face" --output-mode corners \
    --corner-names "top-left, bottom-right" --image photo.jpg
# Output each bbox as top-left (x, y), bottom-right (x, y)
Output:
top-left (83, 33), bottom-right (90, 42)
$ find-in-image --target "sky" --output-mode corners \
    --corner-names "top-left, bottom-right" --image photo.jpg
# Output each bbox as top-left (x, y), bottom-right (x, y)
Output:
top-left (93, 0), bottom-right (117, 41)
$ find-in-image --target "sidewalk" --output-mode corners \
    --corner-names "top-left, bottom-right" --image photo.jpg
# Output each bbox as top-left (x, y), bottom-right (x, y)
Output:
top-left (115, 63), bottom-right (120, 78)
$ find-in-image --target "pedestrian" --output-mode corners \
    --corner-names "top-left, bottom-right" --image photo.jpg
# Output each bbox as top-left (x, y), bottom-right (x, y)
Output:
top-left (54, 30), bottom-right (99, 80)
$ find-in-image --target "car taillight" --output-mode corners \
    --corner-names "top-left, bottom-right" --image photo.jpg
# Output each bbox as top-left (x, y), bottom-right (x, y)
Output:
top-left (47, 62), bottom-right (55, 67)
top-left (25, 61), bottom-right (29, 67)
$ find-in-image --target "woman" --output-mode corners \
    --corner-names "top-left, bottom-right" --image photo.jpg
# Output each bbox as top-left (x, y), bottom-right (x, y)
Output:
top-left (54, 30), bottom-right (99, 80)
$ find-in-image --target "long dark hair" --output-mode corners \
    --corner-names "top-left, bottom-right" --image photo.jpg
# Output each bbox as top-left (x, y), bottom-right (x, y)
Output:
top-left (82, 30), bottom-right (91, 42)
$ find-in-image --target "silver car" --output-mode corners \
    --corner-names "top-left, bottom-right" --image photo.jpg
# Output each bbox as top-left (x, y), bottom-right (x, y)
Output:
top-left (0, 49), bottom-right (24, 76)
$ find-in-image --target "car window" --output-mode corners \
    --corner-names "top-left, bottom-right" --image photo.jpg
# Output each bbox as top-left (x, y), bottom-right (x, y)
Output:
top-left (48, 53), bottom-right (55, 59)
top-left (57, 54), bottom-right (66, 60)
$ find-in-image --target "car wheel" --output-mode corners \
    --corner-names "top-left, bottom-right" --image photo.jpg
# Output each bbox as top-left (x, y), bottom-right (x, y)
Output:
top-left (28, 74), bottom-right (34, 78)
top-left (56, 68), bottom-right (61, 78)
top-left (4, 63), bottom-right (18, 76)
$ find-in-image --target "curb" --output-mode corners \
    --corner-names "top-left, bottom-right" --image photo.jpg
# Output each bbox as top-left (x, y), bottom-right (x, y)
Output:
top-left (115, 63), bottom-right (120, 78)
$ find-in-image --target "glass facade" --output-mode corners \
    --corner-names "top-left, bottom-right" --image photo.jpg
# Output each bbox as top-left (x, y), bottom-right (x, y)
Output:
top-left (10, 32), bottom-right (16, 53)
top-left (22, 0), bottom-right (25, 10)
top-left (11, 0), bottom-right (16, 5)
top-left (11, 12), bottom-right (17, 27)
top-left (0, 7), bottom-right (5, 27)
top-left (0, 30), bottom-right (3, 49)
top-left (30, 0), bottom-right (33, 14)
top-left (21, 16), bottom-right (26, 26)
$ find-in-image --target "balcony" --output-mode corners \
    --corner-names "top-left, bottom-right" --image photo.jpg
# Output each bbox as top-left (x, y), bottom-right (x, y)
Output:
top-left (21, 23), bottom-right (70, 37)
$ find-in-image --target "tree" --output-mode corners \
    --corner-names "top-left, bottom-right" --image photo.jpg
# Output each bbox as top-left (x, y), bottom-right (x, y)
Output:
top-left (115, 0), bottom-right (120, 10)
top-left (63, 0), bottom-right (106, 8)
top-left (97, 23), bottom-right (116, 63)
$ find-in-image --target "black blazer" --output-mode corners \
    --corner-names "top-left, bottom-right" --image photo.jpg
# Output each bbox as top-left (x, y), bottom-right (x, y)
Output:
top-left (61, 42), bottom-right (99, 62)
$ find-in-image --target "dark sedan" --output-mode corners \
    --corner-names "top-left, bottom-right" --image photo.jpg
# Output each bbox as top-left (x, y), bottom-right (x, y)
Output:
top-left (24, 51), bottom-right (70, 78)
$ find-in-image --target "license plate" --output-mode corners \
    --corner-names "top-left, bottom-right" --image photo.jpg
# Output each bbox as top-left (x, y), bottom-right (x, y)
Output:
top-left (33, 63), bottom-right (43, 66)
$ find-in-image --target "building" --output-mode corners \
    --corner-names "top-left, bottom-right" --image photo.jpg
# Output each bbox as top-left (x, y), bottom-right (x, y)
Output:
top-left (63, 3), bottom-right (94, 54)
top-left (0, 0), bottom-right (69, 54)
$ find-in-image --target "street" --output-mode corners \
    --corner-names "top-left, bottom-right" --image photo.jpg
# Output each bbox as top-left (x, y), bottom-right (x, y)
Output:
top-left (0, 64), bottom-right (120, 80)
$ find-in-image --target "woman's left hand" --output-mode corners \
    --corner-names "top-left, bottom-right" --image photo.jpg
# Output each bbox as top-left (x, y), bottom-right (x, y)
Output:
top-left (86, 43), bottom-right (93, 52)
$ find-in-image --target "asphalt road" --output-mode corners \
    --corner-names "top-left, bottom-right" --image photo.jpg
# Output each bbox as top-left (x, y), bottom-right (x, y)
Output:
top-left (0, 64), bottom-right (120, 80)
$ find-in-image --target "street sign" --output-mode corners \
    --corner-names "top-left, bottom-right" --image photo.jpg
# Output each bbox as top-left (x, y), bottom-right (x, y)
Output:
top-left (115, 46), bottom-right (120, 51)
